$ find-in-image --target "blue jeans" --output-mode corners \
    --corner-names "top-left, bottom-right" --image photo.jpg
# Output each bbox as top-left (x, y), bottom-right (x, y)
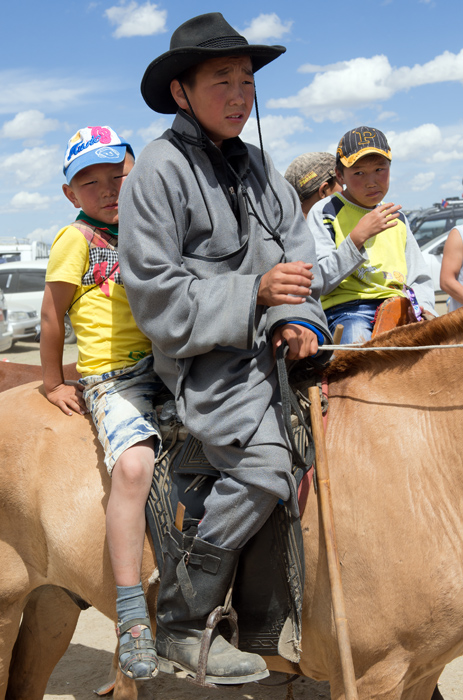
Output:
top-left (324, 300), bottom-right (383, 345)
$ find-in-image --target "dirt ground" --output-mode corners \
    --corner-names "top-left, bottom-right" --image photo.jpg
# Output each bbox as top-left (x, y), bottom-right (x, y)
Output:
top-left (3, 341), bottom-right (462, 699)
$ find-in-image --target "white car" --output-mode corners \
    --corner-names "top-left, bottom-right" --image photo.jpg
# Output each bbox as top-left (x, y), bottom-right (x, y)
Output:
top-left (420, 231), bottom-right (448, 292)
top-left (0, 260), bottom-right (76, 343)
top-left (6, 299), bottom-right (40, 343)
top-left (0, 288), bottom-right (13, 352)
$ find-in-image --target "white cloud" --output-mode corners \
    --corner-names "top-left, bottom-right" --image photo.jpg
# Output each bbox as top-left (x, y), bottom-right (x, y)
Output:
top-left (1, 110), bottom-right (60, 142)
top-left (377, 111), bottom-right (398, 122)
top-left (268, 49), bottom-right (463, 121)
top-left (0, 70), bottom-right (98, 114)
top-left (387, 124), bottom-right (442, 161)
top-left (409, 171), bottom-right (435, 192)
top-left (1, 145), bottom-right (61, 187)
top-left (440, 177), bottom-right (463, 193)
top-left (10, 191), bottom-right (56, 210)
top-left (26, 225), bottom-right (60, 244)
top-left (242, 115), bottom-right (309, 151)
top-left (238, 13), bottom-right (292, 42)
top-left (138, 118), bottom-right (170, 143)
top-left (386, 123), bottom-right (463, 164)
top-left (105, 2), bottom-right (167, 38)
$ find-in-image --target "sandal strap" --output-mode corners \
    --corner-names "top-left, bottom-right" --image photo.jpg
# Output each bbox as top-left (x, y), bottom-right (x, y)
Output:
top-left (119, 637), bottom-right (157, 656)
top-left (116, 616), bottom-right (152, 636)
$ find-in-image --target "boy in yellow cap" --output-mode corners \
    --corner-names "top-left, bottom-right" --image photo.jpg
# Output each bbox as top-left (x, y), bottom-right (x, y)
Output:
top-left (308, 126), bottom-right (435, 343)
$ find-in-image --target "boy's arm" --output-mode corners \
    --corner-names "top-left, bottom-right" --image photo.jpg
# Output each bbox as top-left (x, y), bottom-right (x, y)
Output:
top-left (307, 201), bottom-right (367, 295)
top-left (40, 281), bottom-right (87, 416)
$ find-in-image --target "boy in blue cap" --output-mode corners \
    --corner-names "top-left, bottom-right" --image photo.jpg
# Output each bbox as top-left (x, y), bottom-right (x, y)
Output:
top-left (40, 126), bottom-right (161, 681)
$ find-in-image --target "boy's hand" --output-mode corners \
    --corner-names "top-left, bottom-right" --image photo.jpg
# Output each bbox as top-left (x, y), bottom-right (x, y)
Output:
top-left (257, 261), bottom-right (314, 306)
top-left (350, 203), bottom-right (402, 249)
top-left (45, 382), bottom-right (88, 416)
top-left (272, 324), bottom-right (318, 360)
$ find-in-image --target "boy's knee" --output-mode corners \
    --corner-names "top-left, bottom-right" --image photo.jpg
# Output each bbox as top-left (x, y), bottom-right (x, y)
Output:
top-left (113, 452), bottom-right (153, 487)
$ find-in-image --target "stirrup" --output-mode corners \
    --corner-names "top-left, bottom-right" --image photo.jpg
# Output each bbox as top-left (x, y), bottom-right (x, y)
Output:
top-left (188, 604), bottom-right (239, 688)
top-left (116, 616), bottom-right (159, 680)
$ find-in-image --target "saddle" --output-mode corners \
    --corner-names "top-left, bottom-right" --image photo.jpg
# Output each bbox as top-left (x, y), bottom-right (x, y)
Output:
top-left (372, 296), bottom-right (417, 338)
top-left (146, 353), bottom-right (320, 663)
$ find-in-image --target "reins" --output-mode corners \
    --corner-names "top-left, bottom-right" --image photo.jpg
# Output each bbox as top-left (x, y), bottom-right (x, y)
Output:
top-left (328, 343), bottom-right (463, 352)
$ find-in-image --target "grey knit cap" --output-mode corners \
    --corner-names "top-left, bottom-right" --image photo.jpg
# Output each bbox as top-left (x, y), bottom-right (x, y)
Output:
top-left (284, 152), bottom-right (337, 201)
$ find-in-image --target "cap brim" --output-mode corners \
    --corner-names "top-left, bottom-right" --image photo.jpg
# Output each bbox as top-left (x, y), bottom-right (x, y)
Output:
top-left (65, 145), bottom-right (129, 185)
top-left (340, 147), bottom-right (392, 168)
top-left (141, 44), bottom-right (286, 114)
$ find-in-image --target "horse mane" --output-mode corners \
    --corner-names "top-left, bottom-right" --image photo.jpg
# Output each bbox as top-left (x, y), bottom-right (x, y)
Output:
top-left (325, 307), bottom-right (463, 380)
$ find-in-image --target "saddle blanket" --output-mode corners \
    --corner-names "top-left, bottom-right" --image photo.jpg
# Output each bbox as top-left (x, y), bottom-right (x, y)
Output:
top-left (145, 429), bottom-right (310, 662)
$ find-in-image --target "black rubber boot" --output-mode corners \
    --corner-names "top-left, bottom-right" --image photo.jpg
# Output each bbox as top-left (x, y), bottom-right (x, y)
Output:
top-left (155, 526), bottom-right (269, 686)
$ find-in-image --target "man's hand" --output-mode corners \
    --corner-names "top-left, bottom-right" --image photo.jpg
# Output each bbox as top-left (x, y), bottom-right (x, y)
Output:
top-left (350, 202), bottom-right (402, 249)
top-left (272, 324), bottom-right (319, 360)
top-left (257, 261), bottom-right (314, 307)
top-left (45, 382), bottom-right (88, 416)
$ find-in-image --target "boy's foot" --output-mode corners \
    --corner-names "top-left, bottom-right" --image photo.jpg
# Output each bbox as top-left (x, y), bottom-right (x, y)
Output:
top-left (116, 617), bottom-right (159, 680)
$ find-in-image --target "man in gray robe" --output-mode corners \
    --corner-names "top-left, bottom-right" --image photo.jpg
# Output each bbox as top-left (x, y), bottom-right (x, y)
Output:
top-left (119, 11), bottom-right (332, 687)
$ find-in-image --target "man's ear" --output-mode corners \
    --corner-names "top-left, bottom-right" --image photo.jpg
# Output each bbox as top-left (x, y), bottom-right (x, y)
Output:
top-left (170, 79), bottom-right (188, 110)
top-left (62, 184), bottom-right (80, 209)
top-left (319, 181), bottom-right (330, 199)
top-left (335, 167), bottom-right (344, 187)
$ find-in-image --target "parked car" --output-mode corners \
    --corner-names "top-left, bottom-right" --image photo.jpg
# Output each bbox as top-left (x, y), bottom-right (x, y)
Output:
top-left (0, 260), bottom-right (76, 344)
top-left (420, 231), bottom-right (449, 292)
top-left (410, 197), bottom-right (463, 248)
top-left (0, 288), bottom-right (13, 352)
top-left (6, 299), bottom-right (40, 343)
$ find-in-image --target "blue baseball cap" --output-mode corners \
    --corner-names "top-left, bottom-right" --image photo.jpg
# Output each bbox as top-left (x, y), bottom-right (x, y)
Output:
top-left (63, 126), bottom-right (134, 184)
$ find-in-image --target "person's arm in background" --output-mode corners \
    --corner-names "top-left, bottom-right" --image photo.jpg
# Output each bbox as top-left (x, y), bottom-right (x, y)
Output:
top-left (440, 227), bottom-right (463, 306)
top-left (41, 281), bottom-right (87, 416)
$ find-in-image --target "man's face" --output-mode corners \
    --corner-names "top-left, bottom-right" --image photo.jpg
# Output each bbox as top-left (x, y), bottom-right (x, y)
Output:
top-left (62, 152), bottom-right (134, 225)
top-left (171, 56), bottom-right (255, 148)
top-left (336, 154), bottom-right (391, 209)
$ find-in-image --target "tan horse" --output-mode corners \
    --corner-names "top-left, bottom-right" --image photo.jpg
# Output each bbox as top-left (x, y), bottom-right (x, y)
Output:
top-left (2, 310), bottom-right (463, 700)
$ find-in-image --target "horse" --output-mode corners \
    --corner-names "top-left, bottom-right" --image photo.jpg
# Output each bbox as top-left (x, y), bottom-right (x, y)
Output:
top-left (0, 361), bottom-right (79, 393)
top-left (1, 309), bottom-right (463, 700)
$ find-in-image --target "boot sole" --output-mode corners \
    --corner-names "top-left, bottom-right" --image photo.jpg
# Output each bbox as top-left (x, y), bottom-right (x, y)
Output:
top-left (157, 656), bottom-right (269, 685)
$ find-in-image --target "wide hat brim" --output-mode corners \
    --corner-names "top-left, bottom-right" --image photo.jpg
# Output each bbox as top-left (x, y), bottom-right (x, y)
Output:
top-left (141, 44), bottom-right (285, 114)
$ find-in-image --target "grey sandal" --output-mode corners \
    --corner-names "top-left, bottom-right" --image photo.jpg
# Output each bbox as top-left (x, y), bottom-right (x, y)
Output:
top-left (116, 616), bottom-right (159, 680)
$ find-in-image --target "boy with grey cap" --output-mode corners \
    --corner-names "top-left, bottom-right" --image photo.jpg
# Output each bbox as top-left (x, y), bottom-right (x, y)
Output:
top-left (119, 11), bottom-right (331, 687)
top-left (285, 151), bottom-right (341, 218)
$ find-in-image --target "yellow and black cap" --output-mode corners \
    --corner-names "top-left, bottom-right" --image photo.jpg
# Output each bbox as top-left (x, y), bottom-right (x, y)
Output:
top-left (336, 126), bottom-right (391, 168)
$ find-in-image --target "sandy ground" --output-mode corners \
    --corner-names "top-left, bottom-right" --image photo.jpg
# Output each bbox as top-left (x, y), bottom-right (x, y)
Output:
top-left (3, 340), bottom-right (462, 699)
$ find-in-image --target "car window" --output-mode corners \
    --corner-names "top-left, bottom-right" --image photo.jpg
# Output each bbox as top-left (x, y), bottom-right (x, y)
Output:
top-left (17, 270), bottom-right (46, 293)
top-left (431, 240), bottom-right (447, 256)
top-left (0, 272), bottom-right (14, 291)
top-left (454, 217), bottom-right (463, 228)
top-left (413, 218), bottom-right (453, 247)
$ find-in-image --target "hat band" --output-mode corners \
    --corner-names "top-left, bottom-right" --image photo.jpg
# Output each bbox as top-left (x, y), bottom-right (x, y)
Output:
top-left (197, 35), bottom-right (249, 49)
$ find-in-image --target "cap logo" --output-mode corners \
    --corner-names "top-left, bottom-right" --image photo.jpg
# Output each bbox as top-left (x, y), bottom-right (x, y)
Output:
top-left (66, 127), bottom-right (113, 164)
top-left (353, 129), bottom-right (376, 146)
top-left (299, 170), bottom-right (317, 188)
top-left (95, 146), bottom-right (121, 159)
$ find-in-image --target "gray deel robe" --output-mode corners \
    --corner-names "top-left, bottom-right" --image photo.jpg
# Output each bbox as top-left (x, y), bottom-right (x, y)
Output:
top-left (118, 111), bottom-right (332, 455)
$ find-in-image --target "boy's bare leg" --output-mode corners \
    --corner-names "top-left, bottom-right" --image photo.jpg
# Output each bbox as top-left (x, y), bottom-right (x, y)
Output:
top-left (106, 437), bottom-right (154, 585)
top-left (106, 437), bottom-right (158, 680)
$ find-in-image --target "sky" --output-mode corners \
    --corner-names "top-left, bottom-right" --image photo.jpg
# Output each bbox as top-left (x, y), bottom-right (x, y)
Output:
top-left (1, 0), bottom-right (463, 244)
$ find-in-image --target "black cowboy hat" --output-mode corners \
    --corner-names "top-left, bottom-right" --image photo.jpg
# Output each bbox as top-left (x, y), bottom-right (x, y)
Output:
top-left (141, 12), bottom-right (286, 114)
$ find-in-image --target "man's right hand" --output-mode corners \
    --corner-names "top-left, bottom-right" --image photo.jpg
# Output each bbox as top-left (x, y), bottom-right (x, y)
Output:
top-left (350, 202), bottom-right (401, 249)
top-left (45, 382), bottom-right (88, 416)
top-left (257, 261), bottom-right (314, 306)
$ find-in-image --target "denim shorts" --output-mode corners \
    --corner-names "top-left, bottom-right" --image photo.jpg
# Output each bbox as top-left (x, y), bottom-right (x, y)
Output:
top-left (324, 299), bottom-right (383, 345)
top-left (80, 355), bottom-right (163, 474)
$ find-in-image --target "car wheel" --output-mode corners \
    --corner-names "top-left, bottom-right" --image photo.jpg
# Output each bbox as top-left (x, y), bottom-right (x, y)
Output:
top-left (64, 314), bottom-right (77, 344)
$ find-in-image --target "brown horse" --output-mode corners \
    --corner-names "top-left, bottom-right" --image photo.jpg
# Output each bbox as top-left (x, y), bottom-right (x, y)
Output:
top-left (1, 310), bottom-right (463, 700)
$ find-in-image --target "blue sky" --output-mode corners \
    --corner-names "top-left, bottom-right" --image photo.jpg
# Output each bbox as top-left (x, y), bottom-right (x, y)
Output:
top-left (1, 0), bottom-right (462, 243)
